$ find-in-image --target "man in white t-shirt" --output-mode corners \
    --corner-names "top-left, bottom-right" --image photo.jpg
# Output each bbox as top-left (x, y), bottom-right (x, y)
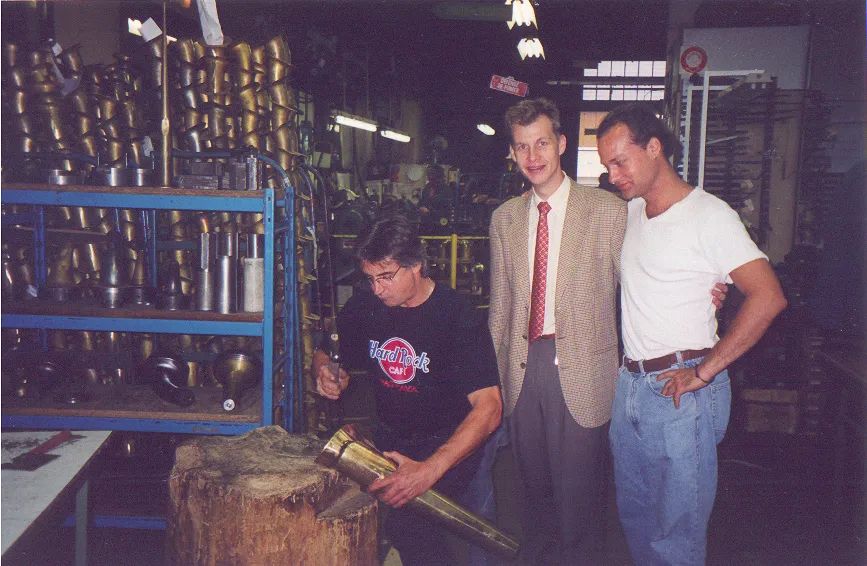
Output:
top-left (597, 103), bottom-right (787, 566)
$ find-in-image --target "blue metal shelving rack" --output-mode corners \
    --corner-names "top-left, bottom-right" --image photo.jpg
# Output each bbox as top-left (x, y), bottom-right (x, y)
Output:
top-left (1, 183), bottom-right (295, 435)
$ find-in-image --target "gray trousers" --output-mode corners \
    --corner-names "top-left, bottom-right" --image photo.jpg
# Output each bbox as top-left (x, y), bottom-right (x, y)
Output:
top-left (509, 338), bottom-right (608, 566)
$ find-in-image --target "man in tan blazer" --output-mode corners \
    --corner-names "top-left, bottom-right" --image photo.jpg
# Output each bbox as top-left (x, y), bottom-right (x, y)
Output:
top-left (489, 98), bottom-right (626, 564)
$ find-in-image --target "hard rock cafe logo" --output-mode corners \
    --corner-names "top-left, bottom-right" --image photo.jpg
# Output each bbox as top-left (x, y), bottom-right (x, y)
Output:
top-left (368, 337), bottom-right (430, 385)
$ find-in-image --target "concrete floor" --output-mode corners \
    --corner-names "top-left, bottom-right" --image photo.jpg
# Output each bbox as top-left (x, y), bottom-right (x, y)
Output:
top-left (4, 381), bottom-right (864, 565)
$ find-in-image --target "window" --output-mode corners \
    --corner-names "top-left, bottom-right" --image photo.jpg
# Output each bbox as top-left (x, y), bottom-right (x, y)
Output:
top-left (581, 60), bottom-right (667, 101)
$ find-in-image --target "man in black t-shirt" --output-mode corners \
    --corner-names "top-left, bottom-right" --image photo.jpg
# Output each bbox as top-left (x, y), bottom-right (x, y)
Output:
top-left (314, 214), bottom-right (502, 566)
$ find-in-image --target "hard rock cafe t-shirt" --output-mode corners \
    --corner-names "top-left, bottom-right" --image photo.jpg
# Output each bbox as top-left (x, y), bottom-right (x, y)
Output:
top-left (338, 284), bottom-right (499, 439)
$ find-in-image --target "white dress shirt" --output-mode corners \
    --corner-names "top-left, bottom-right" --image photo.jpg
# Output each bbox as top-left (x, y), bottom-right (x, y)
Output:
top-left (528, 173), bottom-right (570, 336)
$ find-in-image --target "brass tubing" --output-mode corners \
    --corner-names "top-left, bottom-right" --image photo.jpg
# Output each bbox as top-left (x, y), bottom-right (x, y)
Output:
top-left (159, 0), bottom-right (171, 187)
top-left (317, 425), bottom-right (520, 559)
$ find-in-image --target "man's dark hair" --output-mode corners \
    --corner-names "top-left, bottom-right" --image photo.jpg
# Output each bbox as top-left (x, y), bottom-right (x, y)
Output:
top-left (597, 103), bottom-right (682, 160)
top-left (504, 97), bottom-right (562, 139)
top-left (355, 214), bottom-right (428, 276)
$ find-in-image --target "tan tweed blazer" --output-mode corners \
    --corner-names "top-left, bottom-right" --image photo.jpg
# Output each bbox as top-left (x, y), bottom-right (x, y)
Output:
top-left (488, 179), bottom-right (627, 428)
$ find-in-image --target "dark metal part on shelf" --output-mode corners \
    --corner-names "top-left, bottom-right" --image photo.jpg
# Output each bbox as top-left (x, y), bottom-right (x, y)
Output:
top-left (40, 285), bottom-right (80, 303)
top-left (157, 259), bottom-right (188, 311)
top-left (212, 350), bottom-right (261, 411)
top-left (97, 236), bottom-right (129, 308)
top-left (140, 355), bottom-right (195, 407)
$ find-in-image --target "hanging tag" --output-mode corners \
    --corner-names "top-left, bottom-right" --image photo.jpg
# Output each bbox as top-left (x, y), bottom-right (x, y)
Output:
top-left (140, 18), bottom-right (163, 43)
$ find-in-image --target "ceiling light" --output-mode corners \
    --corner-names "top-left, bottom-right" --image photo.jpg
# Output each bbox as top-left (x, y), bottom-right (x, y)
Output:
top-left (331, 111), bottom-right (378, 132)
top-left (505, 0), bottom-right (537, 30)
top-left (477, 124), bottom-right (496, 136)
top-left (380, 129), bottom-right (411, 143)
top-left (517, 38), bottom-right (545, 60)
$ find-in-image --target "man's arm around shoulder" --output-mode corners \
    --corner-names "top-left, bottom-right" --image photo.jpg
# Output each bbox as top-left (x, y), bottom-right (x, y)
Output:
top-left (368, 385), bottom-right (503, 508)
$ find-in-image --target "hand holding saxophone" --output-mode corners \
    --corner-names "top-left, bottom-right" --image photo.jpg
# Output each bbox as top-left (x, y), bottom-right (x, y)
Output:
top-left (368, 451), bottom-right (443, 508)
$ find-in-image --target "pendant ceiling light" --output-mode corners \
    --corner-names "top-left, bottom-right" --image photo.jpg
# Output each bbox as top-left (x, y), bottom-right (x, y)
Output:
top-left (505, 0), bottom-right (537, 30)
top-left (517, 38), bottom-right (545, 60)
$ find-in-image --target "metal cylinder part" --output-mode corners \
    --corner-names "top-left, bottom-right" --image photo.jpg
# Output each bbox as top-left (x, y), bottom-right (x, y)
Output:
top-left (195, 270), bottom-right (215, 311)
top-left (129, 167), bottom-right (153, 187)
top-left (245, 233), bottom-right (264, 259)
top-left (93, 166), bottom-right (129, 187)
top-left (217, 232), bottom-right (238, 257)
top-left (195, 232), bottom-right (216, 311)
top-left (47, 169), bottom-right (85, 185)
top-left (242, 257), bottom-right (264, 312)
top-left (215, 255), bottom-right (237, 314)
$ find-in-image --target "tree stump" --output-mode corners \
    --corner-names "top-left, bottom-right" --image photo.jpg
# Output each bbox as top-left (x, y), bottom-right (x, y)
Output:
top-left (167, 426), bottom-right (378, 566)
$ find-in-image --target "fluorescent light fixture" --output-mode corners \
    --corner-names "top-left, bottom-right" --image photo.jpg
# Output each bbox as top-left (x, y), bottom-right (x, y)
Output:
top-left (477, 124), bottom-right (496, 136)
top-left (332, 111), bottom-right (377, 132)
top-left (380, 129), bottom-right (411, 143)
top-left (505, 0), bottom-right (537, 29)
top-left (517, 38), bottom-right (545, 60)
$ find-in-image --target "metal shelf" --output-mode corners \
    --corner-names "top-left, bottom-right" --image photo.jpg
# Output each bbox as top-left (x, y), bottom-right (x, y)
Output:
top-left (1, 183), bottom-right (280, 213)
top-left (1, 415), bottom-right (260, 435)
top-left (3, 302), bottom-right (264, 336)
top-left (0, 183), bottom-right (294, 435)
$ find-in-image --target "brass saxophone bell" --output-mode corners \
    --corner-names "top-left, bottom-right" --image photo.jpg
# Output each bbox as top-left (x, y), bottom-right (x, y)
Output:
top-left (230, 41), bottom-right (253, 72)
top-left (264, 36), bottom-right (291, 64)
top-left (317, 425), bottom-right (520, 559)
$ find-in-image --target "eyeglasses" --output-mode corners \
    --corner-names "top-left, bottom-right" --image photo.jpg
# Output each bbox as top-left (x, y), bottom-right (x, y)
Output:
top-left (364, 265), bottom-right (403, 287)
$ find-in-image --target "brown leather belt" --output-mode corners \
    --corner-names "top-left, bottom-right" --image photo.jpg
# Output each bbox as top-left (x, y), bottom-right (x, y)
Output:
top-left (624, 348), bottom-right (711, 373)
top-left (537, 334), bottom-right (555, 340)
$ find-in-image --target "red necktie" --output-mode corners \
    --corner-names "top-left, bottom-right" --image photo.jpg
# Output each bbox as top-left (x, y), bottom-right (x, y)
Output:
top-left (529, 201), bottom-right (551, 342)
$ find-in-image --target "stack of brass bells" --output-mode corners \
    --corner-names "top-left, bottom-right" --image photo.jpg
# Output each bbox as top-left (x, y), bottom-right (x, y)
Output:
top-left (2, 43), bottom-right (37, 180)
top-left (61, 44), bottom-right (99, 178)
top-left (167, 35), bottom-right (302, 183)
top-left (29, 47), bottom-right (76, 174)
top-left (174, 38), bottom-right (207, 153)
top-left (231, 41), bottom-right (260, 150)
top-left (264, 35), bottom-right (302, 184)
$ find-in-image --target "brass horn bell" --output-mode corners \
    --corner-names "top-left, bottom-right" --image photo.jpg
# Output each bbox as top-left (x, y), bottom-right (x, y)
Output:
top-left (316, 425), bottom-right (520, 559)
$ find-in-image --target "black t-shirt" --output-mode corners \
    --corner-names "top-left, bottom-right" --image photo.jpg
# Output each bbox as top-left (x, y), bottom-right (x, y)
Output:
top-left (338, 283), bottom-right (499, 440)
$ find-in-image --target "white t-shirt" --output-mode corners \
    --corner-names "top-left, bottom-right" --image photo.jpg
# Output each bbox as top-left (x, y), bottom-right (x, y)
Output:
top-left (621, 188), bottom-right (767, 360)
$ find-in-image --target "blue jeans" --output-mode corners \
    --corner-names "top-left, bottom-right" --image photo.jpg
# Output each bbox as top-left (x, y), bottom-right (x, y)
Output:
top-left (609, 355), bottom-right (731, 566)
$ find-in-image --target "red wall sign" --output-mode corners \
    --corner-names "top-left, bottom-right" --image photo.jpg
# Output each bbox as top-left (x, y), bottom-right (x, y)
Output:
top-left (680, 46), bottom-right (708, 74)
top-left (490, 75), bottom-right (529, 97)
